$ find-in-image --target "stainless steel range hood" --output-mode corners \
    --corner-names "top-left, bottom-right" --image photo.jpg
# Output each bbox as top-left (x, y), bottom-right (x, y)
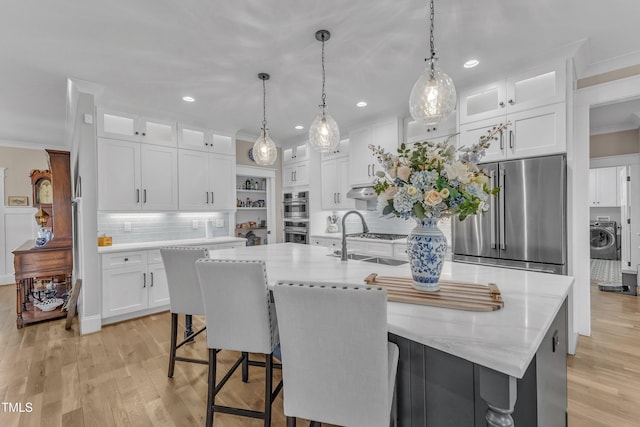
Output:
top-left (346, 186), bottom-right (377, 200)
top-left (346, 186), bottom-right (377, 210)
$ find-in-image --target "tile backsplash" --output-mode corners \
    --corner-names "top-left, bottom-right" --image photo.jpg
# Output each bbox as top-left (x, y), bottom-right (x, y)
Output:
top-left (97, 212), bottom-right (230, 244)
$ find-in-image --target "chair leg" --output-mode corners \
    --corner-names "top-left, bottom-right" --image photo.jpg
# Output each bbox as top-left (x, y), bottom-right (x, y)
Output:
top-left (286, 416), bottom-right (296, 427)
top-left (206, 348), bottom-right (217, 427)
top-left (168, 313), bottom-right (178, 378)
top-left (242, 351), bottom-right (249, 382)
top-left (264, 353), bottom-right (273, 427)
top-left (184, 314), bottom-right (194, 342)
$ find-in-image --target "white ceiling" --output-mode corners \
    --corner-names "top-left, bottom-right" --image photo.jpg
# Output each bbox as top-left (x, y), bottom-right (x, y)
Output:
top-left (2, 0), bottom-right (640, 149)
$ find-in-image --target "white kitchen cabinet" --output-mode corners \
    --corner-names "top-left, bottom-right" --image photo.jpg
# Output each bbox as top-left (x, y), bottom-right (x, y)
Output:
top-left (310, 236), bottom-right (340, 250)
top-left (393, 242), bottom-right (409, 261)
top-left (321, 138), bottom-right (350, 161)
top-left (459, 60), bottom-right (566, 124)
top-left (347, 240), bottom-right (394, 257)
top-left (321, 157), bottom-right (355, 210)
top-left (97, 138), bottom-right (178, 211)
top-left (177, 124), bottom-right (235, 155)
top-left (458, 103), bottom-right (565, 163)
top-left (405, 114), bottom-right (457, 144)
top-left (102, 249), bottom-right (169, 319)
top-left (97, 108), bottom-right (177, 146)
top-left (178, 149), bottom-right (236, 211)
top-left (283, 161), bottom-right (309, 188)
top-left (283, 143), bottom-right (309, 164)
top-left (589, 167), bottom-right (618, 207)
top-left (349, 117), bottom-right (401, 187)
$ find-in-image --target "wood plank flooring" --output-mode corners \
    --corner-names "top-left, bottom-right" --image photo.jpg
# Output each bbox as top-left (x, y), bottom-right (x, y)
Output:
top-left (0, 282), bottom-right (638, 426)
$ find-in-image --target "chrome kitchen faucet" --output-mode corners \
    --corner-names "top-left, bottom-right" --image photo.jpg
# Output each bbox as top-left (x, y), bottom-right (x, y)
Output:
top-left (341, 210), bottom-right (369, 261)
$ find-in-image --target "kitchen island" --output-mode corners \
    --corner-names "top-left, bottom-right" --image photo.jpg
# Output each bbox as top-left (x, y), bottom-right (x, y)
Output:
top-left (208, 243), bottom-right (573, 427)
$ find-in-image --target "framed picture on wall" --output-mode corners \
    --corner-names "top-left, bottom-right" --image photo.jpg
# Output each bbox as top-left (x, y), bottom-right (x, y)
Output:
top-left (8, 196), bottom-right (29, 206)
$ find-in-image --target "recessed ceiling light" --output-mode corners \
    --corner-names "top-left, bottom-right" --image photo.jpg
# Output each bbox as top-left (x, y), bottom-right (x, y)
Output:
top-left (463, 59), bottom-right (479, 69)
top-left (182, 96), bottom-right (195, 102)
top-left (295, 125), bottom-right (304, 130)
top-left (356, 101), bottom-right (368, 107)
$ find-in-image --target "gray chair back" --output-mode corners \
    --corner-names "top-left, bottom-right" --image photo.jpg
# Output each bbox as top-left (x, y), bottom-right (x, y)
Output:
top-left (160, 246), bottom-right (208, 315)
top-left (195, 259), bottom-right (278, 354)
top-left (273, 281), bottom-right (396, 427)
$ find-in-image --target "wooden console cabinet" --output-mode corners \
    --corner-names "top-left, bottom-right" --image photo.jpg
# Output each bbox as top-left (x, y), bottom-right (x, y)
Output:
top-left (13, 150), bottom-right (73, 328)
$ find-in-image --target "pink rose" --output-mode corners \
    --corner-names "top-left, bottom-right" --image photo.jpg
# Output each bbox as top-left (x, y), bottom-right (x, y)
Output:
top-left (424, 190), bottom-right (443, 206)
top-left (397, 165), bottom-right (411, 181)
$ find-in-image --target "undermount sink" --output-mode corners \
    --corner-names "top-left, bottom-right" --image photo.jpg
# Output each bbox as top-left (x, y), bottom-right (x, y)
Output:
top-left (359, 256), bottom-right (408, 266)
top-left (327, 252), bottom-right (408, 265)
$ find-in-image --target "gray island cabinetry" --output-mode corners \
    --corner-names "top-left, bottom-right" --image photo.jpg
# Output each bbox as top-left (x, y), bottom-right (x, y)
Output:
top-left (206, 243), bottom-right (573, 427)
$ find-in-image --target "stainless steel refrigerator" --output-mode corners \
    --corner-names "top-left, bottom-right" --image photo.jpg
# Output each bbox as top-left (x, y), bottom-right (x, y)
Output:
top-left (452, 154), bottom-right (566, 275)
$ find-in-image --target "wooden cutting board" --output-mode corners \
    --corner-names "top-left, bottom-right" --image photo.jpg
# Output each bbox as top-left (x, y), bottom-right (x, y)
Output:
top-left (364, 273), bottom-right (503, 312)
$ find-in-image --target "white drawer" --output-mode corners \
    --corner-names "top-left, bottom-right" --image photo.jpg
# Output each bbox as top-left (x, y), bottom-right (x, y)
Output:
top-left (102, 251), bottom-right (146, 269)
top-left (348, 240), bottom-right (394, 257)
top-left (147, 249), bottom-right (163, 264)
top-left (393, 243), bottom-right (409, 261)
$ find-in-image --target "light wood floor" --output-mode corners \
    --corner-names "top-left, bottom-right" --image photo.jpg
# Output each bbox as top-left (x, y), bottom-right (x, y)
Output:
top-left (0, 283), bottom-right (638, 426)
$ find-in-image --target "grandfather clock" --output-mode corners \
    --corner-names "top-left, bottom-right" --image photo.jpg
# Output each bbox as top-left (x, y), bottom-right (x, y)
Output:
top-left (30, 169), bottom-right (53, 228)
top-left (13, 150), bottom-right (73, 328)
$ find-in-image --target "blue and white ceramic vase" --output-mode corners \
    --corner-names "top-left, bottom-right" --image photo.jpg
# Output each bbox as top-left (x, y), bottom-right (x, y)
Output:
top-left (406, 218), bottom-right (447, 292)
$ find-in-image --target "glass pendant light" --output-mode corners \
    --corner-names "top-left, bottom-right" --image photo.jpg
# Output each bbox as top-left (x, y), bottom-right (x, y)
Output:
top-left (309, 29), bottom-right (340, 153)
top-left (409, 0), bottom-right (456, 126)
top-left (253, 73), bottom-right (277, 165)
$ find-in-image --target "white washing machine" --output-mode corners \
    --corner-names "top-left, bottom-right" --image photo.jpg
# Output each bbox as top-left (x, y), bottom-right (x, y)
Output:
top-left (590, 221), bottom-right (618, 260)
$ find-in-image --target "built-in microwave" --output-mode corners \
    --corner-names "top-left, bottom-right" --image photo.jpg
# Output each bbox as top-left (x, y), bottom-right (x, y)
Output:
top-left (283, 191), bottom-right (308, 219)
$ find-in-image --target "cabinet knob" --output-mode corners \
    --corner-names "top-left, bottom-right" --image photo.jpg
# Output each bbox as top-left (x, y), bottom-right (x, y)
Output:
top-left (135, 131), bottom-right (139, 135)
top-left (124, 258), bottom-right (129, 261)
top-left (142, 132), bottom-right (146, 136)
top-left (508, 99), bottom-right (514, 105)
top-left (499, 101), bottom-right (505, 107)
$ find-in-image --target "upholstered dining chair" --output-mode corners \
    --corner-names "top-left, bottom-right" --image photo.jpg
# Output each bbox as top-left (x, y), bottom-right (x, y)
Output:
top-left (273, 281), bottom-right (399, 427)
top-left (160, 246), bottom-right (209, 378)
top-left (195, 258), bottom-right (282, 427)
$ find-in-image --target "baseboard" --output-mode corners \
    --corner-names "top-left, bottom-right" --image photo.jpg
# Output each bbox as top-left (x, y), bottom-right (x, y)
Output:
top-left (101, 305), bottom-right (169, 326)
top-left (79, 314), bottom-right (102, 335)
top-left (0, 274), bottom-right (15, 285)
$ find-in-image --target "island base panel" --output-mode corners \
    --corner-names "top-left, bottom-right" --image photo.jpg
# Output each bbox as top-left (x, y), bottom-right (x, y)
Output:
top-left (389, 299), bottom-right (567, 427)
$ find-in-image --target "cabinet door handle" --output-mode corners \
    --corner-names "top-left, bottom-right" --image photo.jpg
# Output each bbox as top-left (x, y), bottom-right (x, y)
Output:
top-left (371, 164), bottom-right (375, 175)
top-left (206, 191), bottom-right (209, 204)
top-left (291, 171), bottom-right (294, 182)
top-left (150, 272), bottom-right (154, 287)
top-left (367, 164), bottom-right (371, 177)
top-left (143, 273), bottom-right (146, 288)
top-left (508, 99), bottom-right (514, 105)
top-left (499, 132), bottom-right (504, 150)
top-left (136, 189), bottom-right (140, 203)
top-left (293, 171), bottom-right (297, 182)
top-left (509, 130), bottom-right (514, 149)
top-left (337, 193), bottom-right (340, 203)
top-left (143, 189), bottom-right (147, 203)
top-left (211, 192), bottom-right (214, 204)
top-left (552, 329), bottom-right (559, 352)
top-left (499, 101), bottom-right (505, 107)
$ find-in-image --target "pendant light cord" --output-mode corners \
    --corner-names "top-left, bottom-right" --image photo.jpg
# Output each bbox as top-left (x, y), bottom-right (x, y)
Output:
top-left (321, 34), bottom-right (327, 113)
top-left (262, 77), bottom-right (267, 135)
top-left (429, 0), bottom-right (436, 75)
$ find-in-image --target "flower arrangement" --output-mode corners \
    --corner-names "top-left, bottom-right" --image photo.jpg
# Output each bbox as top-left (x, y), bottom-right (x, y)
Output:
top-left (370, 124), bottom-right (508, 221)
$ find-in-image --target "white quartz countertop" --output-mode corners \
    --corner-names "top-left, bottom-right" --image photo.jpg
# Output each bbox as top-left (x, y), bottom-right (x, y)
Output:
top-left (97, 237), bottom-right (246, 253)
top-left (207, 243), bottom-right (573, 379)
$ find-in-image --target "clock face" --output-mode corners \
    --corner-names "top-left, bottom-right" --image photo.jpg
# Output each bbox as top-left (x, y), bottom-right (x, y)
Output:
top-left (248, 148), bottom-right (256, 162)
top-left (38, 179), bottom-right (53, 204)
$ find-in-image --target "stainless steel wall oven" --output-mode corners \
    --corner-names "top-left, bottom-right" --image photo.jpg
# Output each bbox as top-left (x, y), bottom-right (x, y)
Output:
top-left (284, 220), bottom-right (309, 244)
top-left (283, 191), bottom-right (309, 219)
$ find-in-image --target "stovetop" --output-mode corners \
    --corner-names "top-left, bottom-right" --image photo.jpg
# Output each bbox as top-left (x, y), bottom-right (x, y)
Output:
top-left (346, 232), bottom-right (408, 240)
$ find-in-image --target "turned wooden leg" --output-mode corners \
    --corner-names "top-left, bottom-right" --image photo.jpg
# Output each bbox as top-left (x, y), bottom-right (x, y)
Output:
top-left (16, 279), bottom-right (24, 329)
top-left (478, 366), bottom-right (517, 427)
